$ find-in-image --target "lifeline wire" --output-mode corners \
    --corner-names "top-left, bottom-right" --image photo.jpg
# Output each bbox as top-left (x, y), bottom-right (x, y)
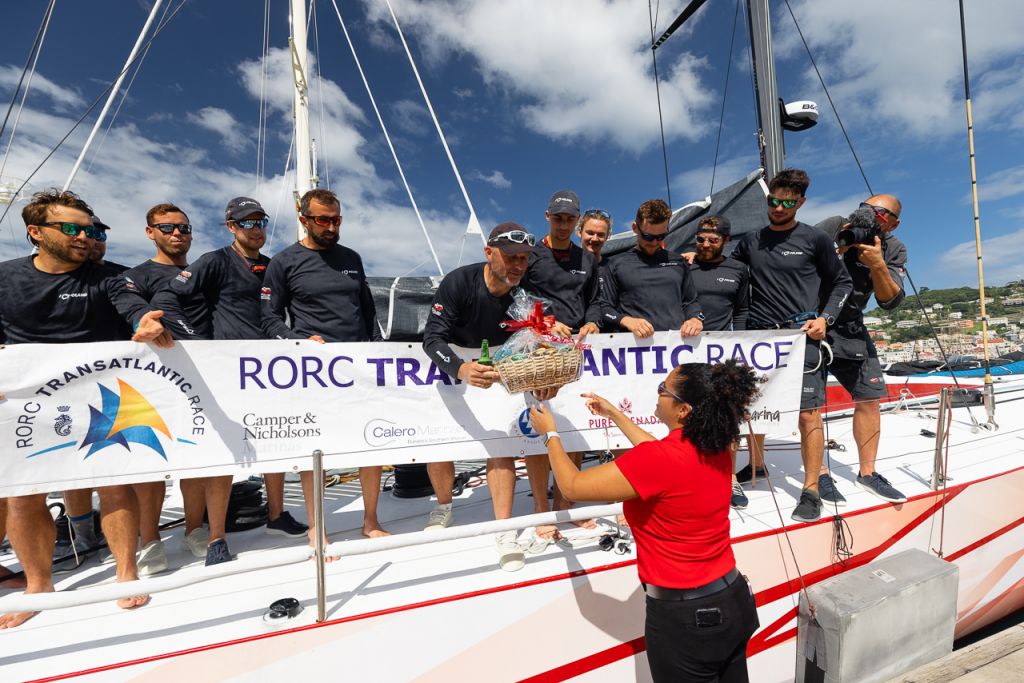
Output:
top-left (709, 0), bottom-right (741, 197)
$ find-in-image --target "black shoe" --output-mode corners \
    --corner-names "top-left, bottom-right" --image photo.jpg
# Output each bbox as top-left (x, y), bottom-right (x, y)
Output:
top-left (791, 490), bottom-right (822, 523)
top-left (735, 464), bottom-right (768, 485)
top-left (265, 511), bottom-right (309, 537)
top-left (730, 481), bottom-right (749, 510)
top-left (205, 538), bottom-right (233, 566)
top-left (817, 474), bottom-right (846, 507)
top-left (855, 472), bottom-right (907, 503)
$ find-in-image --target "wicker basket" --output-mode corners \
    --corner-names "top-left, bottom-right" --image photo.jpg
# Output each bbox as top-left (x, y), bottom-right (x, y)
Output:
top-left (495, 346), bottom-right (583, 393)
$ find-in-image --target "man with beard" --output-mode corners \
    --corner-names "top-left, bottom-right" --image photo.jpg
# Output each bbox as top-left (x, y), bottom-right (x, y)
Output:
top-left (125, 203), bottom-right (232, 572)
top-left (88, 216), bottom-right (128, 272)
top-left (261, 188), bottom-right (389, 540)
top-left (687, 215), bottom-right (750, 509)
top-left (730, 169), bottom-right (852, 522)
top-left (153, 197), bottom-right (307, 544)
top-left (422, 223), bottom-right (558, 570)
top-left (0, 188), bottom-right (170, 629)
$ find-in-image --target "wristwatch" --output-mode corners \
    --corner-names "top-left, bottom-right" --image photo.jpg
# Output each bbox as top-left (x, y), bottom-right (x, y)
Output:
top-left (543, 431), bottom-right (560, 445)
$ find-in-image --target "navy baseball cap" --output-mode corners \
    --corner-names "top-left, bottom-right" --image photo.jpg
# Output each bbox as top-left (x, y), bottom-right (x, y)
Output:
top-left (487, 222), bottom-right (536, 255)
top-left (547, 189), bottom-right (580, 217)
top-left (697, 214), bottom-right (731, 236)
top-left (225, 197), bottom-right (267, 221)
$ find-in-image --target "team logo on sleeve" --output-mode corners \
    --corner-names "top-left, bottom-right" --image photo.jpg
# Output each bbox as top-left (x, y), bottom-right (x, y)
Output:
top-left (431, 303), bottom-right (444, 317)
top-left (174, 271), bottom-right (192, 284)
top-left (260, 286), bottom-right (272, 301)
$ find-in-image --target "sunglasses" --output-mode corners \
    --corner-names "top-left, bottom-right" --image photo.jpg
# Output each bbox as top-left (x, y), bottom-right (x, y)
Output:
top-left (583, 208), bottom-right (611, 220)
top-left (149, 223), bottom-right (193, 235)
top-left (657, 381), bottom-right (685, 404)
top-left (695, 235), bottom-right (722, 245)
top-left (767, 196), bottom-right (800, 209)
top-left (94, 228), bottom-right (108, 242)
top-left (489, 230), bottom-right (537, 246)
top-left (39, 222), bottom-right (104, 240)
top-left (637, 229), bottom-right (668, 242)
top-left (233, 218), bottom-right (269, 231)
top-left (859, 202), bottom-right (899, 223)
top-left (302, 214), bottom-right (342, 228)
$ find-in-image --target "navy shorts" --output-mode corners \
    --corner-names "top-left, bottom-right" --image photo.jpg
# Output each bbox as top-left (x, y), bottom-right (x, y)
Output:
top-left (830, 355), bottom-right (887, 400)
top-left (800, 340), bottom-right (828, 411)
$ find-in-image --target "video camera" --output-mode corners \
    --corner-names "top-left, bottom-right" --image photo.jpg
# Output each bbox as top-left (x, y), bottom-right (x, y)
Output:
top-left (835, 206), bottom-right (883, 248)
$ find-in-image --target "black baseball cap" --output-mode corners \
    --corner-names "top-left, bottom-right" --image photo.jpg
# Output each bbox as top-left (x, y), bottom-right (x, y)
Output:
top-left (547, 189), bottom-right (580, 217)
top-left (92, 216), bottom-right (111, 230)
top-left (487, 222), bottom-right (536, 255)
top-left (225, 196), bottom-right (267, 222)
top-left (697, 214), bottom-right (731, 236)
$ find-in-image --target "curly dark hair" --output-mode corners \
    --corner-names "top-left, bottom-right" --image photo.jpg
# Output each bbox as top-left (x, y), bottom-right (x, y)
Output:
top-left (666, 360), bottom-right (761, 453)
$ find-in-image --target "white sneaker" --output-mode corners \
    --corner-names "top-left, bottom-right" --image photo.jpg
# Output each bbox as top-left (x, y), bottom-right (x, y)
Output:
top-left (424, 505), bottom-right (453, 530)
top-left (138, 539), bottom-right (169, 576)
top-left (183, 527), bottom-right (209, 558)
top-left (495, 531), bottom-right (525, 572)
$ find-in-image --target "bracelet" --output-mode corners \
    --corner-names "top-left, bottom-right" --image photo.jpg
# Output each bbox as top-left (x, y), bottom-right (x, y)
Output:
top-left (543, 431), bottom-right (560, 445)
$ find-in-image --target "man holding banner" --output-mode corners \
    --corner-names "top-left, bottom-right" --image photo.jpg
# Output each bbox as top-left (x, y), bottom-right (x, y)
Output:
top-left (0, 189), bottom-right (171, 629)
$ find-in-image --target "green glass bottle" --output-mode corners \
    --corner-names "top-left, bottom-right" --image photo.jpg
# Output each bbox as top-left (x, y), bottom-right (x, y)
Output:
top-left (479, 339), bottom-right (493, 366)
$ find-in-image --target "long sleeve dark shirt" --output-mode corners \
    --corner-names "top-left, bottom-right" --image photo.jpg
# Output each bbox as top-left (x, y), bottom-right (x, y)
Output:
top-left (422, 263), bottom-right (516, 379)
top-left (602, 248), bottom-right (704, 331)
top-left (522, 242), bottom-right (602, 329)
top-left (731, 222), bottom-right (852, 327)
top-left (0, 256), bottom-right (151, 344)
top-left (125, 259), bottom-right (212, 339)
top-left (260, 241), bottom-right (382, 342)
top-left (688, 257), bottom-right (750, 331)
top-left (150, 246), bottom-right (270, 340)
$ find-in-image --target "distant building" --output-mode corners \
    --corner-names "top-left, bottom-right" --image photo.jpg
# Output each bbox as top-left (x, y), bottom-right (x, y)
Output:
top-left (863, 316), bottom-right (882, 325)
top-left (931, 303), bottom-right (944, 310)
top-left (896, 320), bottom-right (918, 329)
top-left (949, 311), bottom-right (963, 319)
top-left (989, 316), bottom-right (1009, 325)
top-left (1002, 296), bottom-right (1024, 306)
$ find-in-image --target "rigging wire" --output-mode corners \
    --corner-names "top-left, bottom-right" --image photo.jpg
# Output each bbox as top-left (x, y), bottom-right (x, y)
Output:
top-left (709, 0), bottom-right (741, 197)
top-left (84, 0), bottom-right (175, 176)
top-left (311, 0), bottom-right (330, 189)
top-left (331, 0), bottom-right (444, 275)
top-left (0, 0), bottom-right (55, 147)
top-left (266, 132), bottom-right (295, 256)
top-left (255, 0), bottom-right (271, 194)
top-left (780, 0), bottom-right (872, 195)
top-left (0, 0), bottom-right (190, 230)
top-left (647, 0), bottom-right (672, 207)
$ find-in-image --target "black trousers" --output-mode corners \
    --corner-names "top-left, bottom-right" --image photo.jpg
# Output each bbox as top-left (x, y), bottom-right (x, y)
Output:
top-left (644, 574), bottom-right (759, 683)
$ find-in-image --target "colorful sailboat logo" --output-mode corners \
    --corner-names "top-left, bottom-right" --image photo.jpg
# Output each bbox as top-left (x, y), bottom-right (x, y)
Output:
top-left (80, 379), bottom-right (173, 460)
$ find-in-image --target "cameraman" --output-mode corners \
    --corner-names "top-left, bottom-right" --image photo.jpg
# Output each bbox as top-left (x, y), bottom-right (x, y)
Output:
top-left (816, 194), bottom-right (907, 505)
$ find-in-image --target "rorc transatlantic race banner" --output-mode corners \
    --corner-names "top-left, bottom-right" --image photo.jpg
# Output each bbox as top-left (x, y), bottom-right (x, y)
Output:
top-left (0, 331), bottom-right (804, 496)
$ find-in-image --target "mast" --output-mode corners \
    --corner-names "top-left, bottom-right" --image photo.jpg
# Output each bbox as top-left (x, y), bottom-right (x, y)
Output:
top-left (63, 0), bottom-right (165, 191)
top-left (746, 0), bottom-right (783, 182)
top-left (290, 0), bottom-right (316, 239)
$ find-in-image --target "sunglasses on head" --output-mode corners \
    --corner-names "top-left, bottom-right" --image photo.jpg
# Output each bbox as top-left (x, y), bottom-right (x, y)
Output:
top-left (695, 235), bottom-right (722, 245)
top-left (39, 222), bottom-right (104, 240)
top-left (302, 214), bottom-right (342, 228)
top-left (583, 208), bottom-right (611, 220)
top-left (637, 229), bottom-right (668, 242)
top-left (657, 381), bottom-right (685, 403)
top-left (149, 222), bottom-right (193, 235)
top-left (233, 218), bottom-right (269, 231)
top-left (767, 196), bottom-right (800, 209)
top-left (859, 202), bottom-right (899, 223)
top-left (489, 230), bottom-right (536, 246)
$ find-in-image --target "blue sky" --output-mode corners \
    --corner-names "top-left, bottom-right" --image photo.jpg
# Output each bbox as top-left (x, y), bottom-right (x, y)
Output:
top-left (1, 0), bottom-right (1023, 288)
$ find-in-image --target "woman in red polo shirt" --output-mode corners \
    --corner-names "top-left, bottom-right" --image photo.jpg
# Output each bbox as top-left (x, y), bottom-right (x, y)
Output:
top-left (530, 359), bottom-right (760, 682)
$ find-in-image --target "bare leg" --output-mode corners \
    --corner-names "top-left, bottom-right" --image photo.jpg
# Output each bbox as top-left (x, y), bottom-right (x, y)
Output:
top-left (180, 478), bottom-right (206, 536)
top-left (359, 466), bottom-right (389, 538)
top-left (486, 458), bottom-right (516, 520)
top-left (852, 400), bottom-right (881, 477)
top-left (0, 494), bottom-right (54, 628)
top-left (63, 488), bottom-right (93, 518)
top-left (204, 476), bottom-right (233, 543)
top-left (553, 452), bottom-right (596, 528)
top-left (427, 461), bottom-right (455, 505)
top-left (524, 455), bottom-right (557, 540)
top-left (799, 409), bottom-right (824, 492)
top-left (133, 481), bottom-right (165, 546)
top-left (265, 472), bottom-right (286, 521)
top-left (0, 498), bottom-right (24, 589)
top-left (298, 470), bottom-right (337, 563)
top-left (747, 434), bottom-right (766, 469)
top-left (96, 486), bottom-right (148, 610)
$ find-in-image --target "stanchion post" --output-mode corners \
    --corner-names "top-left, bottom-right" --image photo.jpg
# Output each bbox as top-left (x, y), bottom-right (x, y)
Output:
top-left (313, 449), bottom-right (326, 622)
top-left (932, 390), bottom-right (950, 490)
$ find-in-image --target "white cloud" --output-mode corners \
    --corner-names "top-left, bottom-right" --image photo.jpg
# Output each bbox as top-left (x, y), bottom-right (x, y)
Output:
top-left (971, 165), bottom-right (1024, 203)
top-left (672, 155), bottom-right (760, 201)
top-left (186, 107), bottom-right (251, 154)
top-left (773, 0), bottom-right (1024, 138)
top-left (0, 65), bottom-right (86, 111)
top-left (938, 228), bottom-right (1024, 286)
top-left (469, 169), bottom-right (511, 190)
top-left (363, 0), bottom-right (716, 152)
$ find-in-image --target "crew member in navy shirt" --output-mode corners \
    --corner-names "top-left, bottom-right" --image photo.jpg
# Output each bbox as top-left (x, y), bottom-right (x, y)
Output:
top-left (730, 169), bottom-right (853, 522)
top-left (260, 188), bottom-right (388, 540)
